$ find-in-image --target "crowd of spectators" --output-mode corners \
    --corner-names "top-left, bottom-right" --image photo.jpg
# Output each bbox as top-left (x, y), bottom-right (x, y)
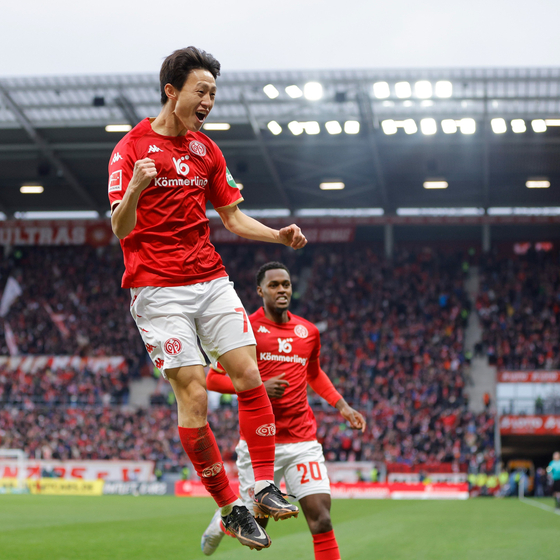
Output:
top-left (0, 405), bottom-right (238, 464)
top-left (476, 250), bottom-right (560, 370)
top-left (0, 362), bottom-right (129, 407)
top-left (0, 243), bottom-right (497, 472)
top-left (0, 246), bottom-right (144, 371)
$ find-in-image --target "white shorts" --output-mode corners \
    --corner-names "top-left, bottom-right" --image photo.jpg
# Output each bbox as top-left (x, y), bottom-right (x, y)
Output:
top-left (130, 277), bottom-right (256, 378)
top-left (236, 439), bottom-right (330, 510)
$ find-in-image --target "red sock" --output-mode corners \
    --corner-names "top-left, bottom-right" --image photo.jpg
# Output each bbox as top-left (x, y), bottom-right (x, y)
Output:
top-left (178, 423), bottom-right (237, 507)
top-left (237, 384), bottom-right (275, 481)
top-left (312, 530), bottom-right (340, 560)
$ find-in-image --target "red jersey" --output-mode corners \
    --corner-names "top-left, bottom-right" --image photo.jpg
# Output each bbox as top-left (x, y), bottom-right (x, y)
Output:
top-left (250, 307), bottom-right (321, 444)
top-left (108, 118), bottom-right (243, 288)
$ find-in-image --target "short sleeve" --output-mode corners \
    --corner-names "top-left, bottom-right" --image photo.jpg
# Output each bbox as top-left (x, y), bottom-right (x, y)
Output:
top-left (108, 141), bottom-right (136, 210)
top-left (206, 148), bottom-right (244, 210)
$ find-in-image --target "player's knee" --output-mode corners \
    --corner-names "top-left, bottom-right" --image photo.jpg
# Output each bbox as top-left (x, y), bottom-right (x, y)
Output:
top-left (308, 510), bottom-right (333, 535)
top-left (230, 362), bottom-right (261, 389)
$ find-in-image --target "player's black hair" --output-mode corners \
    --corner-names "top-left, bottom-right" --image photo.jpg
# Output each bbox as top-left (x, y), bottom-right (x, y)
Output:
top-left (159, 47), bottom-right (221, 105)
top-left (256, 262), bottom-right (290, 286)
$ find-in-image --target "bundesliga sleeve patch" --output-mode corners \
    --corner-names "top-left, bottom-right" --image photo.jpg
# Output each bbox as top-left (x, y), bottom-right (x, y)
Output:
top-left (225, 167), bottom-right (240, 189)
top-left (108, 170), bottom-right (122, 192)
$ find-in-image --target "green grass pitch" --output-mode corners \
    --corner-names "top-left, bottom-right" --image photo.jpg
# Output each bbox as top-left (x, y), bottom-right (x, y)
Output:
top-left (1, 495), bottom-right (558, 560)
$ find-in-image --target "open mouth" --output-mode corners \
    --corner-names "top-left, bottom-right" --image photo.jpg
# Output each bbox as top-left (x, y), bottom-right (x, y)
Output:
top-left (195, 112), bottom-right (206, 123)
top-left (276, 297), bottom-right (288, 303)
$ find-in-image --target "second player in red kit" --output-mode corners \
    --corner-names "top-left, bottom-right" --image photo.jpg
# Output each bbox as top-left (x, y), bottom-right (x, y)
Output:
top-left (202, 262), bottom-right (366, 559)
top-left (108, 47), bottom-right (307, 552)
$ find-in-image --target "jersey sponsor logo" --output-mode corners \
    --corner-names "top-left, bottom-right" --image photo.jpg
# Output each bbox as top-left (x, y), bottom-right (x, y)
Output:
top-left (259, 352), bottom-right (307, 366)
top-left (189, 140), bottom-right (207, 157)
top-left (111, 152), bottom-right (123, 165)
top-left (172, 155), bottom-right (190, 176)
top-left (256, 423), bottom-right (276, 437)
top-left (145, 343), bottom-right (156, 353)
top-left (225, 167), bottom-right (239, 189)
top-left (108, 170), bottom-right (122, 192)
top-left (201, 462), bottom-right (223, 477)
top-left (164, 338), bottom-right (182, 355)
top-left (154, 176), bottom-right (208, 188)
top-left (148, 145), bottom-right (162, 154)
top-left (257, 326), bottom-right (270, 334)
top-left (278, 338), bottom-right (293, 353)
top-left (294, 324), bottom-right (309, 339)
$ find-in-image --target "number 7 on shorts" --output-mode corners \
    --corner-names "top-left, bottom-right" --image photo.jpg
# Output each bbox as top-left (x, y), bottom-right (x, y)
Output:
top-left (235, 307), bottom-right (248, 333)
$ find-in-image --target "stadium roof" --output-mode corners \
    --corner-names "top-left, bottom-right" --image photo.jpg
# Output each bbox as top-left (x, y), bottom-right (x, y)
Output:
top-left (1, 67), bottom-right (560, 216)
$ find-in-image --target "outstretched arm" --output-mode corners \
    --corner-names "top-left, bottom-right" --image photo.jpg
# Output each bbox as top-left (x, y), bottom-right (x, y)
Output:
top-left (216, 205), bottom-right (307, 249)
top-left (307, 360), bottom-right (366, 433)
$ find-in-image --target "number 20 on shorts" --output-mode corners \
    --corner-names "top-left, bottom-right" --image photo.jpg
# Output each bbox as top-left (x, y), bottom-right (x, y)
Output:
top-left (297, 462), bottom-right (322, 484)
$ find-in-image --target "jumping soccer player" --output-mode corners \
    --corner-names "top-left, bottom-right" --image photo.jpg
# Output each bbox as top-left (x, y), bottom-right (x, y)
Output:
top-left (547, 451), bottom-right (560, 509)
top-left (108, 48), bottom-right (306, 551)
top-left (201, 262), bottom-right (366, 559)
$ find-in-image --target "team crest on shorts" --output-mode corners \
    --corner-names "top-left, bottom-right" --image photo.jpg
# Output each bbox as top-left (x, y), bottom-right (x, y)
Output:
top-left (294, 324), bottom-right (309, 339)
top-left (189, 140), bottom-right (207, 157)
top-left (164, 338), bottom-right (182, 355)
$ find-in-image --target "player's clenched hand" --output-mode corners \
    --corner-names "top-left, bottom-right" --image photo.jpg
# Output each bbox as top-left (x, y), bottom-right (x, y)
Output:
top-left (279, 224), bottom-right (307, 250)
top-left (264, 373), bottom-right (290, 399)
top-left (339, 405), bottom-right (367, 433)
top-left (130, 158), bottom-right (158, 193)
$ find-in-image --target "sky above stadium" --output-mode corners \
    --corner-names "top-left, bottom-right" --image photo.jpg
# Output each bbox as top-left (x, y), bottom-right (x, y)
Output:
top-left (2, 0), bottom-right (560, 77)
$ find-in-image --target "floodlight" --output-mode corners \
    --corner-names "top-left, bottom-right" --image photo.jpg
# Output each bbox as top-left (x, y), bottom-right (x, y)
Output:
top-left (304, 82), bottom-right (323, 100)
top-left (531, 119), bottom-right (547, 133)
top-left (511, 119), bottom-right (526, 133)
top-left (441, 119), bottom-right (458, 134)
top-left (285, 85), bottom-right (303, 98)
top-left (423, 180), bottom-right (448, 189)
top-left (263, 84), bottom-right (279, 99)
top-left (267, 121), bottom-right (282, 135)
top-left (545, 119), bottom-right (560, 126)
top-left (421, 100), bottom-right (434, 107)
top-left (382, 100), bottom-right (395, 107)
top-left (344, 121), bottom-right (360, 134)
top-left (420, 118), bottom-right (437, 135)
top-left (303, 121), bottom-right (320, 135)
top-left (203, 123), bottom-right (230, 131)
top-left (526, 179), bottom-right (550, 189)
top-left (459, 118), bottom-right (476, 134)
top-left (491, 118), bottom-right (507, 134)
top-left (435, 81), bottom-right (453, 98)
top-left (235, 183), bottom-right (244, 190)
top-left (319, 182), bottom-right (345, 190)
top-left (105, 124), bottom-right (132, 132)
top-left (381, 120), bottom-right (398, 135)
top-left (414, 81), bottom-right (432, 99)
top-left (403, 100), bottom-right (413, 107)
top-left (395, 82), bottom-right (412, 98)
top-left (20, 185), bottom-right (44, 194)
top-left (288, 121), bottom-right (304, 135)
top-left (373, 82), bottom-right (390, 99)
top-left (15, 211), bottom-right (99, 219)
top-left (325, 121), bottom-right (342, 134)
top-left (403, 119), bottom-right (417, 134)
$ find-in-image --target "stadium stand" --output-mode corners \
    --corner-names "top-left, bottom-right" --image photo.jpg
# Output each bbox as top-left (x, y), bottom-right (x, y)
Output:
top-left (0, 243), bottom-right (496, 473)
top-left (476, 250), bottom-right (560, 370)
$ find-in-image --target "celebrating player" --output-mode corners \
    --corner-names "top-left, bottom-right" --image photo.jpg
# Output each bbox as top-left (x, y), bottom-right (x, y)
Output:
top-left (201, 262), bottom-right (366, 559)
top-left (108, 48), bottom-right (306, 551)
